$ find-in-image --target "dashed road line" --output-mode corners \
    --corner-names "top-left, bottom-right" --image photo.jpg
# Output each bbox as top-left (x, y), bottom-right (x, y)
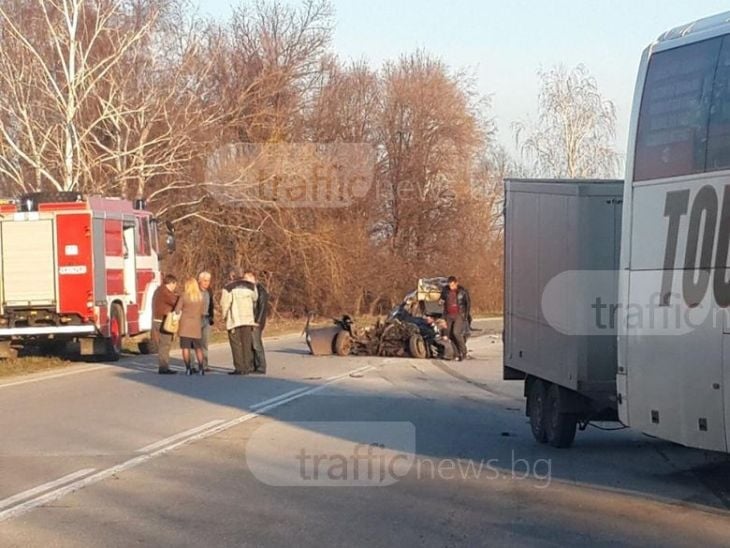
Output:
top-left (0, 469), bottom-right (96, 512)
top-left (136, 420), bottom-right (226, 453)
top-left (0, 364), bottom-right (374, 523)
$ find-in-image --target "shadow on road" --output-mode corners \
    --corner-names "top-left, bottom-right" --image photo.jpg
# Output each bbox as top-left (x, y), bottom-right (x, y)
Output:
top-left (96, 335), bottom-right (730, 517)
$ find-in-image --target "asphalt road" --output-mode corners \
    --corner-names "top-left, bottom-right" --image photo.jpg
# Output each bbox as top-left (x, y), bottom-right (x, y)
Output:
top-left (1, 318), bottom-right (730, 547)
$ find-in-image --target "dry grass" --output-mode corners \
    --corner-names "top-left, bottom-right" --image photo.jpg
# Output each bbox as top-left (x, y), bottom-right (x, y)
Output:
top-left (0, 355), bottom-right (73, 379)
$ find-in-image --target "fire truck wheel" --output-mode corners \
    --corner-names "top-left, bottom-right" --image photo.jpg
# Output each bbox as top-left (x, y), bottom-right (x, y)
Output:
top-left (106, 304), bottom-right (124, 361)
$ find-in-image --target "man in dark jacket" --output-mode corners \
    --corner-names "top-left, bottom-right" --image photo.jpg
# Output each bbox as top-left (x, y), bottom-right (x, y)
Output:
top-left (249, 272), bottom-right (269, 374)
top-left (198, 271), bottom-right (214, 372)
top-left (439, 276), bottom-right (471, 361)
top-left (152, 274), bottom-right (178, 374)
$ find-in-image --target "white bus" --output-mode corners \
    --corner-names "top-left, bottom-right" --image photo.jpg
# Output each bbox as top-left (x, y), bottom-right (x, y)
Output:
top-left (505, 12), bottom-right (730, 452)
top-left (619, 12), bottom-right (730, 452)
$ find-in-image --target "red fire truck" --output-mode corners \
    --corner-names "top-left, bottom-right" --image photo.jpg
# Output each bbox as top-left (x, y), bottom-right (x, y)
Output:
top-left (0, 192), bottom-right (174, 360)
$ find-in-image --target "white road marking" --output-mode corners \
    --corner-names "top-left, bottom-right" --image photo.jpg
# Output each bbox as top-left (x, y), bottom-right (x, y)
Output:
top-left (0, 469), bottom-right (96, 511)
top-left (249, 385), bottom-right (314, 411)
top-left (0, 364), bottom-right (375, 523)
top-left (0, 366), bottom-right (110, 390)
top-left (136, 420), bottom-right (226, 453)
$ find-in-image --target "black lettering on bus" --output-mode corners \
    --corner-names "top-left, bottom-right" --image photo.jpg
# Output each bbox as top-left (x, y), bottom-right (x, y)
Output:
top-left (683, 185), bottom-right (717, 308)
top-left (660, 190), bottom-right (689, 306)
top-left (714, 185), bottom-right (730, 306)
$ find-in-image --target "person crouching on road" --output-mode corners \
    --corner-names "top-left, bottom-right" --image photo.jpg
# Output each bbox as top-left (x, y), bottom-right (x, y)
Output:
top-left (439, 276), bottom-right (471, 361)
top-left (152, 274), bottom-right (178, 375)
top-left (176, 277), bottom-right (206, 375)
top-left (198, 271), bottom-right (214, 372)
top-left (220, 267), bottom-right (258, 375)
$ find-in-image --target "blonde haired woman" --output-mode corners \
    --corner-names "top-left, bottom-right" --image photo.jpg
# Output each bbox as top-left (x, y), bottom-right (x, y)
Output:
top-left (174, 277), bottom-right (206, 375)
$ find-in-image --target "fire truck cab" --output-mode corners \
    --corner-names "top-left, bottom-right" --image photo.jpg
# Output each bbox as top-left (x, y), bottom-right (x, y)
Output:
top-left (0, 192), bottom-right (172, 360)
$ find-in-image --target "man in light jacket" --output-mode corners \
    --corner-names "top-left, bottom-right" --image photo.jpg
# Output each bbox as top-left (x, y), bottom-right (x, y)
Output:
top-left (220, 267), bottom-right (258, 375)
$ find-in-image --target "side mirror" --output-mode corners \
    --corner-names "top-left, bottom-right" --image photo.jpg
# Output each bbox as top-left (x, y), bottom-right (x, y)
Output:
top-left (151, 218), bottom-right (176, 257)
top-left (165, 233), bottom-right (176, 254)
top-left (165, 222), bottom-right (176, 254)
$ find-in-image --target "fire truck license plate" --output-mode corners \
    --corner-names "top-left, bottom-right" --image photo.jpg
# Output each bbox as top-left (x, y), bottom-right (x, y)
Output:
top-left (59, 265), bottom-right (87, 275)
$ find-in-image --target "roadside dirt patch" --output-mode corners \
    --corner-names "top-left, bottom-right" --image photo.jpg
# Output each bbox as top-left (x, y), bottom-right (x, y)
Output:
top-left (0, 355), bottom-right (73, 378)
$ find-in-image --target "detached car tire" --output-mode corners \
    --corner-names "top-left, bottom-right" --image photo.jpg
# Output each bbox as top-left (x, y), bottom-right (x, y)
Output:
top-left (333, 330), bottom-right (352, 356)
top-left (408, 334), bottom-right (428, 359)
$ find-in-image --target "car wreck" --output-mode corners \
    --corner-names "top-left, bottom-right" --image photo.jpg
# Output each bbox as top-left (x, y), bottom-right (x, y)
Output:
top-left (304, 277), bottom-right (469, 360)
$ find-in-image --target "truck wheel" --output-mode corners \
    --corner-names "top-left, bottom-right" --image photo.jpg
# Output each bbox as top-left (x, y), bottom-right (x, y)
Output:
top-left (527, 379), bottom-right (548, 444)
top-left (333, 330), bottom-right (352, 356)
top-left (106, 303), bottom-right (124, 361)
top-left (408, 334), bottom-right (427, 359)
top-left (544, 384), bottom-right (578, 448)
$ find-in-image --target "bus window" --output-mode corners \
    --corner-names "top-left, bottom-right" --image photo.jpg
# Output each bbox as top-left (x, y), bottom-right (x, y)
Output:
top-left (707, 36), bottom-right (730, 171)
top-left (634, 37), bottom-right (721, 181)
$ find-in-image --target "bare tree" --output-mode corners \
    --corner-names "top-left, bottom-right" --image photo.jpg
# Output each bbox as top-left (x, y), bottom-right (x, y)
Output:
top-left (96, 1), bottom-right (224, 207)
top-left (0, 0), bottom-right (506, 318)
top-left (514, 64), bottom-right (620, 179)
top-left (0, 0), bottom-right (161, 193)
top-left (378, 51), bottom-right (484, 260)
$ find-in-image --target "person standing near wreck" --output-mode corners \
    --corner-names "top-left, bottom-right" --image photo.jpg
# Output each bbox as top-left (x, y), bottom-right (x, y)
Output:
top-left (440, 276), bottom-right (471, 361)
top-left (249, 272), bottom-right (269, 374)
top-left (198, 271), bottom-right (214, 372)
top-left (152, 274), bottom-right (179, 375)
top-left (221, 267), bottom-right (258, 375)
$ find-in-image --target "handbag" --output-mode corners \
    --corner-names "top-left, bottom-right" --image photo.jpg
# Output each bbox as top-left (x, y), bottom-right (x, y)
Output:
top-left (162, 310), bottom-right (181, 334)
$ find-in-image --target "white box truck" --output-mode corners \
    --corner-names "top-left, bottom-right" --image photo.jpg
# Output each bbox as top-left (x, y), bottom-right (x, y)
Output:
top-left (505, 12), bottom-right (730, 452)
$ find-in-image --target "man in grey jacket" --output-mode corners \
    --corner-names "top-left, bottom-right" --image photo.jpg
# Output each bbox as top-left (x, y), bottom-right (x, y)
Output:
top-left (220, 267), bottom-right (258, 375)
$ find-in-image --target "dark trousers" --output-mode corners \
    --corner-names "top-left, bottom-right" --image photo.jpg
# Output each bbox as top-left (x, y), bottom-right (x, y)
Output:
top-left (434, 337), bottom-right (456, 360)
top-left (201, 321), bottom-right (210, 367)
top-left (228, 325), bottom-right (254, 373)
top-left (447, 316), bottom-right (467, 358)
top-left (153, 321), bottom-right (174, 371)
top-left (253, 327), bottom-right (266, 373)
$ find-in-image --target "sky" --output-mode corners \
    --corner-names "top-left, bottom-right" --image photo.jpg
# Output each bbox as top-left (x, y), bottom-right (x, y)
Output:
top-left (192, 0), bottom-right (730, 157)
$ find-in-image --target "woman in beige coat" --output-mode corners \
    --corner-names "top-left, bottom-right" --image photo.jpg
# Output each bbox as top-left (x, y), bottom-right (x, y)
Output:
top-left (175, 277), bottom-right (206, 375)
